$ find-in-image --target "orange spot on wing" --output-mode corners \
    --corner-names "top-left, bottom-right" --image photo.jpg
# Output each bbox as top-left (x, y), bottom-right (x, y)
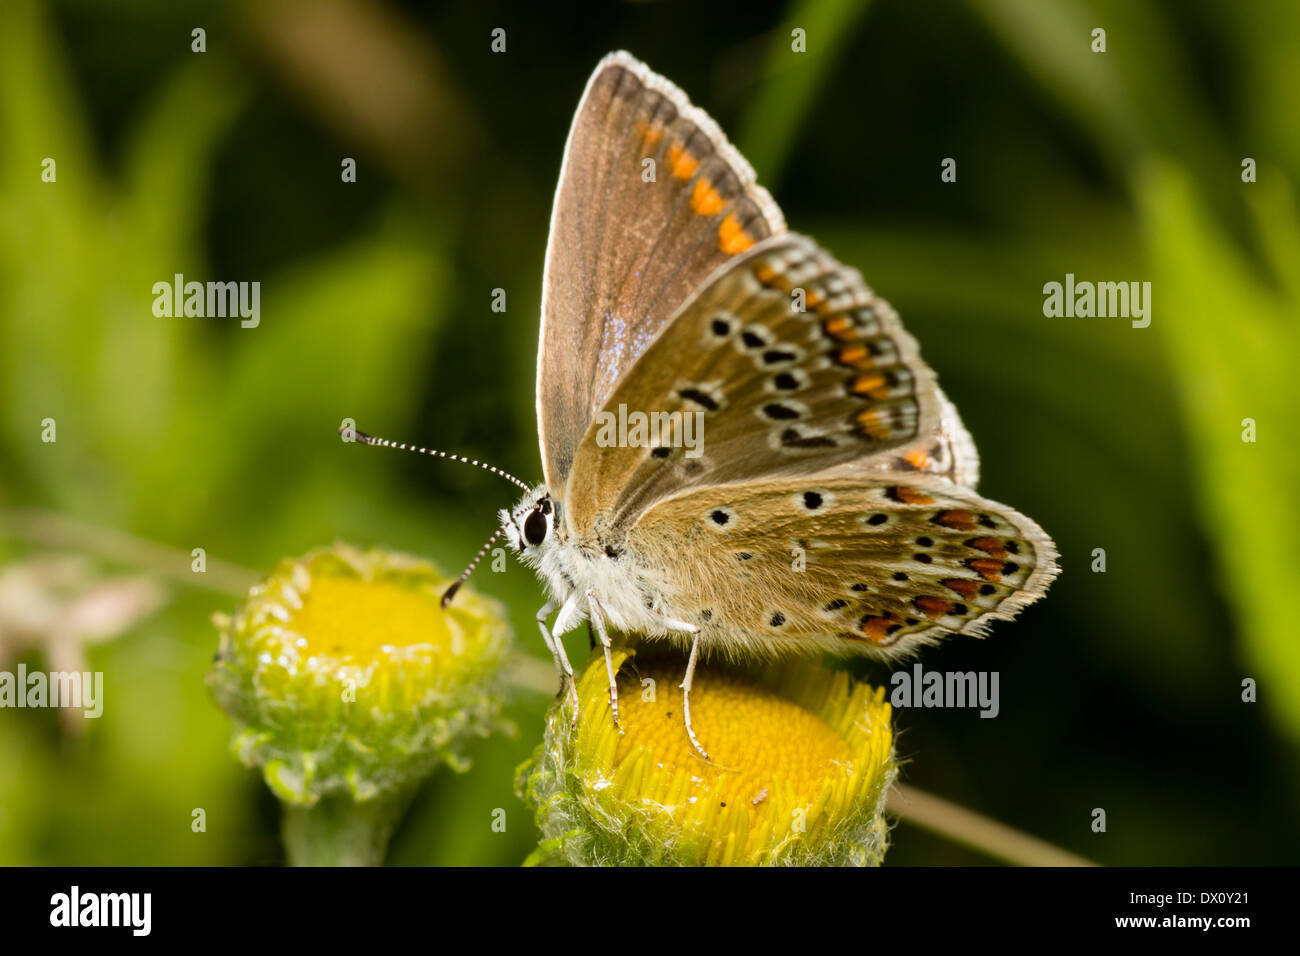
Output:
top-left (850, 372), bottom-right (889, 398)
top-left (942, 578), bottom-right (979, 600)
top-left (691, 178), bottom-right (725, 216)
top-left (824, 316), bottom-right (857, 341)
top-left (718, 214), bottom-right (754, 254)
top-left (967, 558), bottom-right (1004, 582)
top-left (667, 144), bottom-right (699, 180)
top-left (892, 486), bottom-right (935, 505)
top-left (933, 509), bottom-right (977, 531)
top-left (754, 261), bottom-right (790, 290)
top-left (636, 119), bottom-right (664, 148)
top-left (914, 595), bottom-right (956, 619)
top-left (834, 344), bottom-right (874, 369)
top-left (905, 449), bottom-right (931, 470)
top-left (967, 536), bottom-right (1007, 558)
top-left (859, 614), bottom-right (900, 643)
top-left (856, 409), bottom-right (888, 438)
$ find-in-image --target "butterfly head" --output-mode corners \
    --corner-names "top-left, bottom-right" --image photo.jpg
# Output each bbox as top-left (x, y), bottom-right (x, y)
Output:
top-left (500, 484), bottom-right (559, 556)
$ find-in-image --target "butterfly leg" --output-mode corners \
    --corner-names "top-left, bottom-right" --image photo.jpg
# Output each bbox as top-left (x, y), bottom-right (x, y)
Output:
top-left (644, 615), bottom-right (711, 760)
top-left (679, 628), bottom-right (711, 762)
top-left (585, 590), bottom-right (623, 734)
top-left (536, 600), bottom-right (579, 723)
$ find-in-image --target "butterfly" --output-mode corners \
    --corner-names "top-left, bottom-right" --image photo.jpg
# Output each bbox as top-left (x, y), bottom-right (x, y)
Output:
top-left (351, 51), bottom-right (1058, 760)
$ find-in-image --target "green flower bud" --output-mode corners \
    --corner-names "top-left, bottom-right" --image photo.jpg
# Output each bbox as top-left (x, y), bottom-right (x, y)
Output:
top-left (208, 543), bottom-right (513, 863)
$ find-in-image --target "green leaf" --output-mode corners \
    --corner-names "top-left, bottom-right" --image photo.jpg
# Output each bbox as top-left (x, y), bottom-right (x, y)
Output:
top-left (735, 0), bottom-right (876, 187)
top-left (1137, 160), bottom-right (1300, 740)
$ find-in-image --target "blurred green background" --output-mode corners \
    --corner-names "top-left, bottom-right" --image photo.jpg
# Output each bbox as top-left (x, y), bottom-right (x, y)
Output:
top-left (1, 0), bottom-right (1298, 865)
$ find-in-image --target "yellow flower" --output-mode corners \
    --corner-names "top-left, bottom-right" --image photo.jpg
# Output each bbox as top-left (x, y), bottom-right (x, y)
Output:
top-left (517, 644), bottom-right (894, 866)
top-left (208, 543), bottom-right (513, 808)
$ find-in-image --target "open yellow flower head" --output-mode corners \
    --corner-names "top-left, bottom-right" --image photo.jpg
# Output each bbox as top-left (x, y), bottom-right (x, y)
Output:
top-left (517, 645), bottom-right (895, 866)
top-left (208, 543), bottom-right (512, 806)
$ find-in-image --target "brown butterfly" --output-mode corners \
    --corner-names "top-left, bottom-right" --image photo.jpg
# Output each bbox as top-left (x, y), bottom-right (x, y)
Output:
top-left (354, 52), bottom-right (1057, 760)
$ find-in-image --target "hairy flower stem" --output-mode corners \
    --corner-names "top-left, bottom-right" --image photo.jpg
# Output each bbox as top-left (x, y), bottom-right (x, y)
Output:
top-left (281, 788), bottom-right (416, 867)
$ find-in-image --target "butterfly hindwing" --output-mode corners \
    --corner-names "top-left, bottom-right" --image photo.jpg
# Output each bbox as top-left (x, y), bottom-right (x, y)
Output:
top-left (564, 233), bottom-right (978, 533)
top-left (625, 475), bottom-right (1058, 657)
top-left (538, 51), bottom-right (786, 494)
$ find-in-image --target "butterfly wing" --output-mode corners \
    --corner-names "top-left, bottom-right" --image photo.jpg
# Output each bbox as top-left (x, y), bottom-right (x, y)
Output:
top-left (564, 233), bottom-right (980, 534)
top-left (538, 51), bottom-right (786, 493)
top-left (625, 475), bottom-right (1057, 657)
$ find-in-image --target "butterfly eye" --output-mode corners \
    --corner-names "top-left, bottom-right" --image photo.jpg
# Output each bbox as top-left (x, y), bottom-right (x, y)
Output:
top-left (523, 508), bottom-right (549, 547)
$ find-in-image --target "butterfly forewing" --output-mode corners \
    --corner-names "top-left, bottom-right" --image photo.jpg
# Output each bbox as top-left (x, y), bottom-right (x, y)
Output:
top-left (626, 476), bottom-right (1058, 657)
top-left (538, 52), bottom-right (786, 493)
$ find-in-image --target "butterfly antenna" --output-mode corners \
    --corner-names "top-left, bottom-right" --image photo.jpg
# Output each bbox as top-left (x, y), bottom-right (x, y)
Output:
top-left (441, 527), bottom-right (504, 609)
top-left (341, 425), bottom-right (531, 492)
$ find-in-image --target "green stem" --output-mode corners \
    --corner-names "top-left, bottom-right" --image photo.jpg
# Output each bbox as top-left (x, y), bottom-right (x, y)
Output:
top-left (281, 789), bottom-right (415, 866)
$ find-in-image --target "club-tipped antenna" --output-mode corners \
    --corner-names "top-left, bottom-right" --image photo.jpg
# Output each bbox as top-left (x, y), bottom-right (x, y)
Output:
top-left (341, 424), bottom-right (531, 492)
top-left (441, 526), bottom-right (504, 609)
